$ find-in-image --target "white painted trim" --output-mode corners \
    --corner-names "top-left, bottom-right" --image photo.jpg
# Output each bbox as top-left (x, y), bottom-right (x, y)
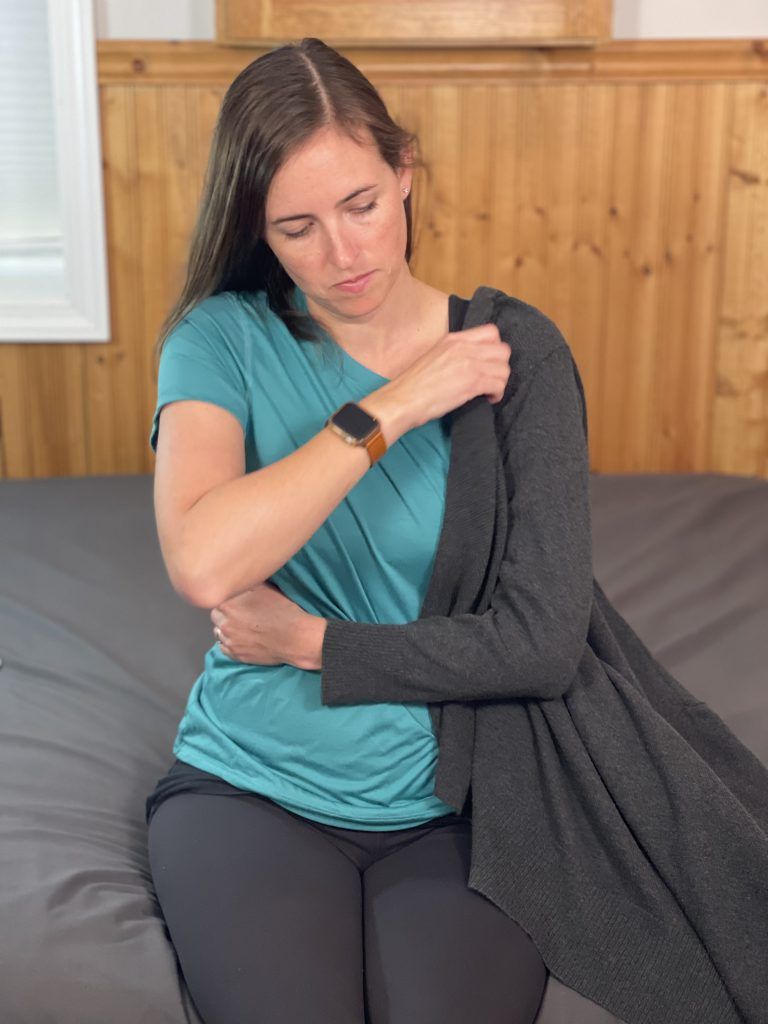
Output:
top-left (0, 0), bottom-right (110, 342)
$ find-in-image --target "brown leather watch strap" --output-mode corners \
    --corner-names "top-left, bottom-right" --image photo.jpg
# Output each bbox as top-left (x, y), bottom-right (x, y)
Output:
top-left (364, 428), bottom-right (387, 466)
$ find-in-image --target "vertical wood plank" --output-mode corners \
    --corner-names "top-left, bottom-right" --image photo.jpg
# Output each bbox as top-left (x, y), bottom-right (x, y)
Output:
top-left (24, 344), bottom-right (87, 476)
top-left (411, 85), bottom-right (461, 292)
top-left (654, 83), bottom-right (726, 472)
top-left (455, 85), bottom-right (494, 296)
top-left (514, 84), bottom-right (549, 307)
top-left (88, 84), bottom-right (140, 474)
top-left (569, 83), bottom-right (614, 464)
top-left (599, 84), bottom-right (669, 472)
top-left (385, 83), bottom-right (431, 269)
top-left (128, 86), bottom-right (172, 473)
top-left (538, 84), bottom-right (582, 339)
top-left (712, 83), bottom-right (768, 478)
top-left (487, 85), bottom-right (524, 291)
top-left (0, 347), bottom-right (33, 476)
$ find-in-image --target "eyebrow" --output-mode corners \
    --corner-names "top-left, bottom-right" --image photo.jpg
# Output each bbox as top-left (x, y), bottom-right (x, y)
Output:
top-left (270, 184), bottom-right (377, 226)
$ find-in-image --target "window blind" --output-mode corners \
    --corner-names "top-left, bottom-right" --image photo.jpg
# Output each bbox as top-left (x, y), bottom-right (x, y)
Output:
top-left (0, 0), bottom-right (62, 244)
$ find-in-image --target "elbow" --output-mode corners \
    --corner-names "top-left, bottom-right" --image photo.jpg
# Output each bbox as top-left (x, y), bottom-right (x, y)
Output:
top-left (177, 563), bottom-right (268, 610)
top-left (169, 553), bottom-right (223, 609)
top-left (533, 616), bottom-right (591, 699)
top-left (169, 537), bottom-right (245, 609)
top-left (540, 650), bottom-right (583, 699)
top-left (491, 575), bottom-right (594, 700)
top-left (545, 582), bottom-right (593, 698)
top-left (180, 581), bottom-right (219, 610)
top-left (171, 568), bottom-right (218, 609)
top-left (159, 529), bottom-right (219, 608)
top-left (170, 531), bottom-right (270, 608)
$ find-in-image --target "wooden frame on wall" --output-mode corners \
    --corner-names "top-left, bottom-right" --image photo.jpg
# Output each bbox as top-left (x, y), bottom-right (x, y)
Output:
top-left (216, 0), bottom-right (614, 48)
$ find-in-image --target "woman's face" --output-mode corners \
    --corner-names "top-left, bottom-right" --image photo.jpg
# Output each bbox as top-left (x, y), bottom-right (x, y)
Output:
top-left (263, 123), bottom-right (412, 322)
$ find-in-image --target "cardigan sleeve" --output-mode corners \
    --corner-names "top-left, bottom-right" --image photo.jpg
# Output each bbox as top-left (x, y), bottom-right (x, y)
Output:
top-left (319, 342), bottom-right (594, 704)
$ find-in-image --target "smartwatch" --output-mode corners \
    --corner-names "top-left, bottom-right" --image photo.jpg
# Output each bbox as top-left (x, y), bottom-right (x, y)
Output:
top-left (325, 401), bottom-right (387, 467)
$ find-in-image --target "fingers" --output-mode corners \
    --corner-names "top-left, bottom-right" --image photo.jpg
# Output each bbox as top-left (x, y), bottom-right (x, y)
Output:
top-left (210, 610), bottom-right (230, 650)
top-left (452, 322), bottom-right (500, 339)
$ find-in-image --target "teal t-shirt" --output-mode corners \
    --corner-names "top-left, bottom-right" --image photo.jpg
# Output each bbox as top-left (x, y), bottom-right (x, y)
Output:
top-left (150, 288), bottom-right (457, 829)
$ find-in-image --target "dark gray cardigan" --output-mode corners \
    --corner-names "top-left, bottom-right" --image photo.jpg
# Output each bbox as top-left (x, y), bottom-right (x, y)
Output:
top-left (320, 286), bottom-right (768, 1024)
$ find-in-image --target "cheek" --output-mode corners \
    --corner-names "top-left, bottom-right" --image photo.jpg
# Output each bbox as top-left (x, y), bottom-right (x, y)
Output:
top-left (371, 207), bottom-right (407, 255)
top-left (269, 239), bottom-right (318, 279)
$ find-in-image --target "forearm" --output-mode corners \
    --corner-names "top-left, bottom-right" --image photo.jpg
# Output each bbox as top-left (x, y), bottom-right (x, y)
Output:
top-left (179, 389), bottom-right (410, 608)
top-left (319, 564), bottom-right (592, 704)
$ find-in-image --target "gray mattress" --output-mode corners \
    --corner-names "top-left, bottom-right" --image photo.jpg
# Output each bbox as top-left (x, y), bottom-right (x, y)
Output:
top-left (0, 471), bottom-right (766, 1024)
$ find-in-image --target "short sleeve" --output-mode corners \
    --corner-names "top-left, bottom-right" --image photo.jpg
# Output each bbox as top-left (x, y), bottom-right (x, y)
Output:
top-left (149, 313), bottom-right (250, 453)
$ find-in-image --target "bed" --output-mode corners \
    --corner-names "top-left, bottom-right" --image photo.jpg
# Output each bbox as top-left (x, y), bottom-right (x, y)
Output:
top-left (1, 470), bottom-right (766, 1024)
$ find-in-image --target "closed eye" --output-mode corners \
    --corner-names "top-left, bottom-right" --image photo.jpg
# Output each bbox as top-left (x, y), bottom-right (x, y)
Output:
top-left (284, 201), bottom-right (379, 240)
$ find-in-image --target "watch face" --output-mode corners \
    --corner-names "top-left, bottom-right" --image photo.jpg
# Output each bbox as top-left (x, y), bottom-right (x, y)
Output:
top-left (333, 402), bottom-right (377, 440)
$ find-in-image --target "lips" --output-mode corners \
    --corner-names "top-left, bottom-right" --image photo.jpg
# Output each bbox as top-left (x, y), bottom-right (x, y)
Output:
top-left (337, 271), bottom-right (373, 286)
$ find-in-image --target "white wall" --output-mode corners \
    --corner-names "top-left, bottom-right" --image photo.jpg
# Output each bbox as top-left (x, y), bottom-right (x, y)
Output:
top-left (94, 0), bottom-right (768, 40)
top-left (613, 0), bottom-right (768, 38)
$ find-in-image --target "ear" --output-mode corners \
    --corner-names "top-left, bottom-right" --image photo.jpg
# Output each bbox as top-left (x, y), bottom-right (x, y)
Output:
top-left (397, 142), bottom-right (416, 193)
top-left (397, 163), bottom-right (414, 195)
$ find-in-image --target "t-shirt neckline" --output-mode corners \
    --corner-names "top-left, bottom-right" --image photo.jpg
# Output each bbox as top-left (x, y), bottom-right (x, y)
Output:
top-left (293, 287), bottom-right (467, 385)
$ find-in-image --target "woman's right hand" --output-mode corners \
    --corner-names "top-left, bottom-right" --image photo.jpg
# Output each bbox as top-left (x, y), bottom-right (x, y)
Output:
top-left (385, 324), bottom-right (512, 432)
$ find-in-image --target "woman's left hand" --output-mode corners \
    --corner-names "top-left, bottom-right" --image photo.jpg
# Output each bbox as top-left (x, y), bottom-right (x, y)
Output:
top-left (210, 581), bottom-right (321, 669)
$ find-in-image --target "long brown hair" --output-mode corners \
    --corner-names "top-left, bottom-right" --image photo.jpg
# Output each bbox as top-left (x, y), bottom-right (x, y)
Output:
top-left (153, 38), bottom-right (422, 369)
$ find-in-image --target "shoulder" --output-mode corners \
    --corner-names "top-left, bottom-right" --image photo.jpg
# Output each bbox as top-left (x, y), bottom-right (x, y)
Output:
top-left (471, 286), bottom-right (570, 370)
top-left (467, 286), bottom-right (585, 426)
top-left (172, 290), bottom-right (261, 341)
top-left (161, 290), bottom-right (276, 367)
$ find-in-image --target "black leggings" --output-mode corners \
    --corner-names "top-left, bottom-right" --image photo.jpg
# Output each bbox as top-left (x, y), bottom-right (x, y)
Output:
top-left (147, 782), bottom-right (547, 1024)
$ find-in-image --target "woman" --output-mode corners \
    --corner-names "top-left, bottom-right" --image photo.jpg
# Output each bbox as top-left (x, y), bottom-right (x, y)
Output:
top-left (146, 36), bottom-right (547, 1024)
top-left (146, 36), bottom-right (768, 1024)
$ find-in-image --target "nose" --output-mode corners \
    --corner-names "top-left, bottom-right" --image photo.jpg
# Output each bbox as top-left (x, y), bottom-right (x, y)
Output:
top-left (325, 222), bottom-right (358, 270)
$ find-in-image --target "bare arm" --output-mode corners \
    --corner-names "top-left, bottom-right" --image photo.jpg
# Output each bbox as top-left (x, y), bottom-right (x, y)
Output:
top-left (154, 385), bottom-right (411, 609)
top-left (154, 317), bottom-right (509, 611)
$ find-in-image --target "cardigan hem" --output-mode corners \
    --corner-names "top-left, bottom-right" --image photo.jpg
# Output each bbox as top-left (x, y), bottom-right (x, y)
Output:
top-left (467, 856), bottom-right (741, 1024)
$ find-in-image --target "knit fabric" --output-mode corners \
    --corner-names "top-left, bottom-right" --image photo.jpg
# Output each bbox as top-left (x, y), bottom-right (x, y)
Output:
top-left (320, 286), bottom-right (768, 1024)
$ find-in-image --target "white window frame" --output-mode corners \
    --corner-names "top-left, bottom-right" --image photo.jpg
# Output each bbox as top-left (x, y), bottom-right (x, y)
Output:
top-left (0, 0), bottom-right (110, 342)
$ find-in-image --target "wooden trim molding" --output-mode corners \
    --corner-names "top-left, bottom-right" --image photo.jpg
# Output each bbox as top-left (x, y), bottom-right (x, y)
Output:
top-left (215, 0), bottom-right (613, 49)
top-left (98, 39), bottom-right (768, 86)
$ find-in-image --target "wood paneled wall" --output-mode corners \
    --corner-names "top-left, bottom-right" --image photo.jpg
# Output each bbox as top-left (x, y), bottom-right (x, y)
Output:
top-left (1, 39), bottom-right (767, 479)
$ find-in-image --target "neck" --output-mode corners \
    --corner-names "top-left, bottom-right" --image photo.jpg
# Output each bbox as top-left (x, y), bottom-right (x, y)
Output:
top-left (305, 267), bottom-right (442, 362)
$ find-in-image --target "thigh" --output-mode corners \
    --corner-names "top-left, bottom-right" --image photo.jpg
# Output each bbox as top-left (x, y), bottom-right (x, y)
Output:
top-left (363, 819), bottom-right (547, 1024)
top-left (147, 792), bottom-right (365, 1024)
